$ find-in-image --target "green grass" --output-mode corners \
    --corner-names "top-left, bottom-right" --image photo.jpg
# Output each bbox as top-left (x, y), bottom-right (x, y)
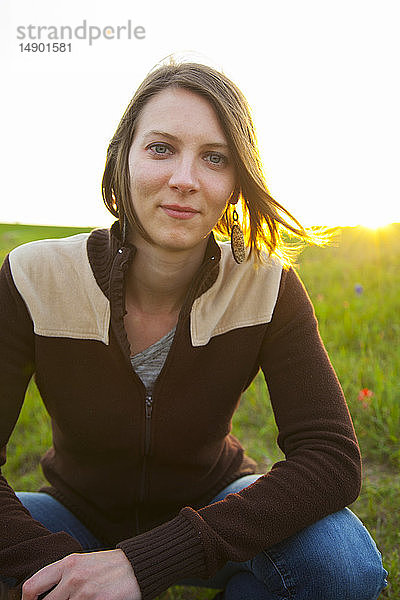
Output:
top-left (1, 223), bottom-right (399, 598)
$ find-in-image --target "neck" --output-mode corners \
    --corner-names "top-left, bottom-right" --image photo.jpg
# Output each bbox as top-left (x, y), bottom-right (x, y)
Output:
top-left (125, 236), bottom-right (209, 314)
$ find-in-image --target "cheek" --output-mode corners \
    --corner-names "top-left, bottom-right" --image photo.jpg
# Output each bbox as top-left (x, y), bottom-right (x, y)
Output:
top-left (209, 179), bottom-right (234, 211)
top-left (129, 163), bottom-right (166, 200)
top-left (208, 167), bottom-right (235, 199)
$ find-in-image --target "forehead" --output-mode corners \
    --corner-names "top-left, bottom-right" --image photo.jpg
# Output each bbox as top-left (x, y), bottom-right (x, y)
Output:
top-left (134, 87), bottom-right (228, 142)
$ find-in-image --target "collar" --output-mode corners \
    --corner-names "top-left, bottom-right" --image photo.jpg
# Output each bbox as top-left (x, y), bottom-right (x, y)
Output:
top-left (87, 221), bottom-right (221, 303)
top-left (87, 222), bottom-right (222, 357)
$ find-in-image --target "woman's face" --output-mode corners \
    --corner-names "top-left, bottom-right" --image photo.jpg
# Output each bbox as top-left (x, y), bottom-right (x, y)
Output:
top-left (127, 87), bottom-right (236, 254)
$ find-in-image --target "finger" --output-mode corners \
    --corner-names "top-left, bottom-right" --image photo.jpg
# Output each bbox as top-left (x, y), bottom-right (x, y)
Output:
top-left (38, 586), bottom-right (57, 600)
top-left (22, 562), bottom-right (63, 600)
top-left (36, 582), bottom-right (67, 600)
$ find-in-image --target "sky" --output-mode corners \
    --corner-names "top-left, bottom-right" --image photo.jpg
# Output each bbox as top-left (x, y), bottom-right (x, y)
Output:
top-left (1, 0), bottom-right (399, 228)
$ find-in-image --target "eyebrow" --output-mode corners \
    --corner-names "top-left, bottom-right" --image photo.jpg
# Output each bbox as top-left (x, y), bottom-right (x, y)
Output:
top-left (144, 130), bottom-right (230, 150)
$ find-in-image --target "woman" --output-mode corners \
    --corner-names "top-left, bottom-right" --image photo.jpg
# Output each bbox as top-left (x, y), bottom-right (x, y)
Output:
top-left (0, 60), bottom-right (387, 600)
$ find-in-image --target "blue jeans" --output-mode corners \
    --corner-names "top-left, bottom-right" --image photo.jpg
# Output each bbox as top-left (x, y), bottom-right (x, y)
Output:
top-left (17, 475), bottom-right (388, 599)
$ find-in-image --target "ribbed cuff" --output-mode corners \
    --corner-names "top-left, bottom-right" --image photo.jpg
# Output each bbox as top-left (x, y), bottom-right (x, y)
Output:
top-left (116, 512), bottom-right (207, 600)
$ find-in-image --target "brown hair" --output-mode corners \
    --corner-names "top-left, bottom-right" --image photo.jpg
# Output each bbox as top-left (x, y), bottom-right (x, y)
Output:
top-left (102, 58), bottom-right (325, 266)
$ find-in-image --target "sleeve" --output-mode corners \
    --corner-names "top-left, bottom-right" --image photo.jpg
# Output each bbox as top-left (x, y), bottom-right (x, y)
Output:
top-left (0, 255), bottom-right (82, 591)
top-left (116, 267), bottom-right (361, 600)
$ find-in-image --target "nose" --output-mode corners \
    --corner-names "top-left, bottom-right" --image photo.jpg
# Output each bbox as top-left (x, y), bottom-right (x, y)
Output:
top-left (168, 155), bottom-right (199, 194)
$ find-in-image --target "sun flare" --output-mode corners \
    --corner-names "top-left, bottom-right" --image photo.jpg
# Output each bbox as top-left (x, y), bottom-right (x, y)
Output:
top-left (358, 217), bottom-right (394, 231)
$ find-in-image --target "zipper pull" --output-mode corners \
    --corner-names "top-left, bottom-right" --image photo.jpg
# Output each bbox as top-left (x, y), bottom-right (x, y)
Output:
top-left (145, 395), bottom-right (153, 418)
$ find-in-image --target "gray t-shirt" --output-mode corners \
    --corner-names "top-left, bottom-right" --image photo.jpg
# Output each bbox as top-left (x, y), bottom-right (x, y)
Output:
top-left (130, 327), bottom-right (176, 393)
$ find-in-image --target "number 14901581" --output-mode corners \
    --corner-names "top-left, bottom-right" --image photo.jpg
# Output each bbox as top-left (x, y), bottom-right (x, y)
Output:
top-left (19, 42), bottom-right (72, 52)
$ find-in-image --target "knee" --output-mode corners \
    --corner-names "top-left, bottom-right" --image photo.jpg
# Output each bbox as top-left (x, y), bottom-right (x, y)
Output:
top-left (258, 509), bottom-right (387, 600)
top-left (312, 544), bottom-right (387, 599)
top-left (295, 509), bottom-right (388, 600)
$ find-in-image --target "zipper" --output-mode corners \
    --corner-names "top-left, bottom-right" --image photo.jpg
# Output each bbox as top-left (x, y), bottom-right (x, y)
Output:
top-left (133, 254), bottom-right (218, 511)
top-left (144, 394), bottom-right (153, 455)
top-left (139, 394), bottom-right (153, 505)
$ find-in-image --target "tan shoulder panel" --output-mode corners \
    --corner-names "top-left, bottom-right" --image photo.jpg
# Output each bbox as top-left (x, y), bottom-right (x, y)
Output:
top-left (9, 233), bottom-right (110, 344)
top-left (190, 243), bottom-right (282, 347)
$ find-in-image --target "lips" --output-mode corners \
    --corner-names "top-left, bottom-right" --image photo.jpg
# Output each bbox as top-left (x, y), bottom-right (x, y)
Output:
top-left (161, 204), bottom-right (200, 220)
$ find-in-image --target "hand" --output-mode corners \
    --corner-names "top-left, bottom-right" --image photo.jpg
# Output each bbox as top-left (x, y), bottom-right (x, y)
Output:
top-left (21, 549), bottom-right (142, 600)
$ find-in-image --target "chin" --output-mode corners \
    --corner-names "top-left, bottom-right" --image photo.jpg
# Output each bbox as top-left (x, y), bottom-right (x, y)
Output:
top-left (157, 232), bottom-right (209, 254)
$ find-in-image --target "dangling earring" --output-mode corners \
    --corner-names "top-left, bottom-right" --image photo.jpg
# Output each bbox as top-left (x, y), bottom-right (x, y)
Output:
top-left (230, 208), bottom-right (245, 264)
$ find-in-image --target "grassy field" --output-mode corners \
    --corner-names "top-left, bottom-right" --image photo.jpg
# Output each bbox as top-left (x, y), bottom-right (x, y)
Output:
top-left (1, 222), bottom-right (399, 598)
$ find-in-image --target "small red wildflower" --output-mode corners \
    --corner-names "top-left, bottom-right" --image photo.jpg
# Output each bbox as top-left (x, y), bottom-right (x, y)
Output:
top-left (358, 388), bottom-right (373, 408)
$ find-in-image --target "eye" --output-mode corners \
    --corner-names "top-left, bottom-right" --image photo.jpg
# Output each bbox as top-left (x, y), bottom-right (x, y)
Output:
top-left (148, 143), bottom-right (173, 156)
top-left (204, 152), bottom-right (228, 167)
